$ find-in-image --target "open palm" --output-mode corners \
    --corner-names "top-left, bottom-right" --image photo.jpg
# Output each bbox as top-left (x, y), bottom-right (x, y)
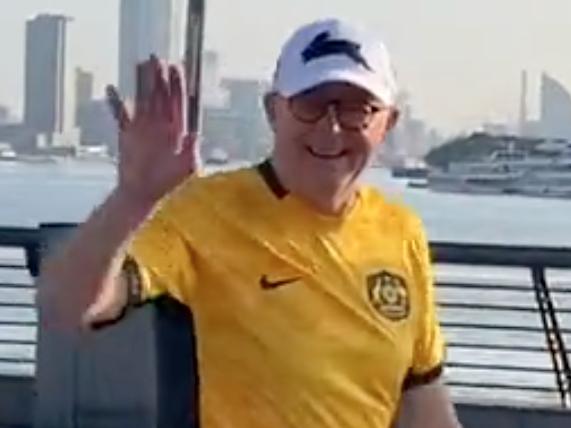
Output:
top-left (107, 55), bottom-right (197, 207)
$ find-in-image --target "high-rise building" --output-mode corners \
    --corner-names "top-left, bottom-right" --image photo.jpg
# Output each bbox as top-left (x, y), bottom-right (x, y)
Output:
top-left (75, 68), bottom-right (94, 109)
top-left (75, 67), bottom-right (93, 132)
top-left (74, 68), bottom-right (117, 152)
top-left (540, 72), bottom-right (571, 141)
top-left (224, 79), bottom-right (267, 117)
top-left (222, 78), bottom-right (271, 159)
top-left (76, 100), bottom-right (117, 152)
top-left (118, 0), bottom-right (186, 100)
top-left (0, 105), bottom-right (9, 125)
top-left (24, 14), bottom-right (71, 137)
top-left (202, 50), bottom-right (224, 107)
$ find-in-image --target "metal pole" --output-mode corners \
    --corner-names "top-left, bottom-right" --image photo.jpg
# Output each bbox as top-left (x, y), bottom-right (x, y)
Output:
top-left (531, 266), bottom-right (571, 408)
top-left (184, 0), bottom-right (206, 135)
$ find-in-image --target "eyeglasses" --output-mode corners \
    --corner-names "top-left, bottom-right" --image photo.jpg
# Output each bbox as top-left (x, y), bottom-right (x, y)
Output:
top-left (288, 96), bottom-right (385, 131)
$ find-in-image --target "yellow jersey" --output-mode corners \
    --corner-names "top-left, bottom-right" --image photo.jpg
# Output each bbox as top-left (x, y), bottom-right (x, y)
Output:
top-left (128, 160), bottom-right (445, 428)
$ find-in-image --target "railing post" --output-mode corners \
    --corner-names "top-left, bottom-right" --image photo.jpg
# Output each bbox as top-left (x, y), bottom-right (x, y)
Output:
top-left (530, 265), bottom-right (571, 408)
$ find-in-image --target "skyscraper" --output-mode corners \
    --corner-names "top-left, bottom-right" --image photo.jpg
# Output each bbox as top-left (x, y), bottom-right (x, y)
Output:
top-left (75, 68), bottom-right (94, 126)
top-left (220, 78), bottom-right (271, 159)
top-left (118, 0), bottom-right (186, 100)
top-left (24, 14), bottom-right (70, 137)
top-left (202, 50), bottom-right (223, 107)
top-left (540, 72), bottom-right (571, 141)
top-left (0, 106), bottom-right (9, 125)
top-left (75, 68), bottom-right (94, 108)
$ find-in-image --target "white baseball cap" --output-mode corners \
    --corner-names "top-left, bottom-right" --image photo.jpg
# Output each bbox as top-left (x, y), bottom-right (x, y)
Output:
top-left (272, 18), bottom-right (398, 106)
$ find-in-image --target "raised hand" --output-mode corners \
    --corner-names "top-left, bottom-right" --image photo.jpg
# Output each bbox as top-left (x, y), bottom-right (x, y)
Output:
top-left (106, 55), bottom-right (198, 209)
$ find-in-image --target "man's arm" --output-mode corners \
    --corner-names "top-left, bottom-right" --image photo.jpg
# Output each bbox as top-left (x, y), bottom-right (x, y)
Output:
top-left (396, 380), bottom-right (462, 428)
top-left (397, 216), bottom-right (462, 428)
top-left (37, 56), bottom-right (196, 330)
top-left (37, 189), bottom-right (153, 329)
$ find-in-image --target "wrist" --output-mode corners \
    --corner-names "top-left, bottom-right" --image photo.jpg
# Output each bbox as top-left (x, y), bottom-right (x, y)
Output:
top-left (107, 187), bottom-right (158, 229)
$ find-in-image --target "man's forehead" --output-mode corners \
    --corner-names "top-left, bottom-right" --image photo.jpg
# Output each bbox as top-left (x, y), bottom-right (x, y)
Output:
top-left (296, 82), bottom-right (380, 101)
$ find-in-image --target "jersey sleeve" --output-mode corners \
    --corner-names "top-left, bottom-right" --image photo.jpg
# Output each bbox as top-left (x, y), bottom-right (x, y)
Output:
top-left (403, 220), bottom-right (446, 390)
top-left (127, 204), bottom-right (197, 308)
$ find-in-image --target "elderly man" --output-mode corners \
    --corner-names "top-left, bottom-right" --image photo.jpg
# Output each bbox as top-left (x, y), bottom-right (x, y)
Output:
top-left (39, 17), bottom-right (461, 428)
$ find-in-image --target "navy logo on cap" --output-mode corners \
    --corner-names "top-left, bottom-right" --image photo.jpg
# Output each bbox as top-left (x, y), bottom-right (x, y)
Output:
top-left (302, 31), bottom-right (372, 71)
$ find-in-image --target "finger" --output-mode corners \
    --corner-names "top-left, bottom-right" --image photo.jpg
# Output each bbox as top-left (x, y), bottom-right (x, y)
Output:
top-left (178, 133), bottom-right (199, 174)
top-left (135, 59), bottom-right (155, 118)
top-left (135, 63), bottom-right (148, 118)
top-left (149, 53), bottom-right (161, 68)
top-left (105, 85), bottom-right (131, 129)
top-left (151, 59), bottom-right (171, 120)
top-left (178, 132), bottom-right (197, 152)
top-left (169, 65), bottom-right (186, 133)
top-left (148, 55), bottom-right (163, 117)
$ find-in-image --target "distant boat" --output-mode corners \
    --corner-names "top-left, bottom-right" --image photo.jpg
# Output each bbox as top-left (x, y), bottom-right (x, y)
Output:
top-left (427, 141), bottom-right (571, 198)
top-left (17, 154), bottom-right (59, 164)
top-left (407, 179), bottom-right (428, 189)
top-left (205, 148), bottom-right (229, 165)
top-left (392, 166), bottom-right (428, 180)
top-left (0, 149), bottom-right (17, 162)
top-left (75, 145), bottom-right (111, 162)
top-left (391, 158), bottom-right (428, 179)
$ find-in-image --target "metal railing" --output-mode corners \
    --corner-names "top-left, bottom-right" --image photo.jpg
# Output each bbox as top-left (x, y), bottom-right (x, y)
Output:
top-left (433, 243), bottom-right (571, 408)
top-left (0, 227), bottom-right (39, 378)
top-left (0, 226), bottom-right (569, 408)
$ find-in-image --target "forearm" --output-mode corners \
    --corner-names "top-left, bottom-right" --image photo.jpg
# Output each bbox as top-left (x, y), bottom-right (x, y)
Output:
top-left (396, 382), bottom-right (462, 428)
top-left (37, 187), bottom-right (155, 328)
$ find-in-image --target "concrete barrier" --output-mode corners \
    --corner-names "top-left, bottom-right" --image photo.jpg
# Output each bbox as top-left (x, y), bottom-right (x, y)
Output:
top-left (0, 375), bottom-right (34, 428)
top-left (457, 402), bottom-right (571, 428)
top-left (33, 224), bottom-right (198, 428)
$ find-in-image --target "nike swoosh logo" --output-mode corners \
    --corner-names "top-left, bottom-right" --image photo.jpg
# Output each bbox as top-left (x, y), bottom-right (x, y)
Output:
top-left (260, 275), bottom-right (301, 290)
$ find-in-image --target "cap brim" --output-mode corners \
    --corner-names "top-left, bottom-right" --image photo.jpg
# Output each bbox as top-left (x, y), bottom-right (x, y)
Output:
top-left (275, 68), bottom-right (395, 106)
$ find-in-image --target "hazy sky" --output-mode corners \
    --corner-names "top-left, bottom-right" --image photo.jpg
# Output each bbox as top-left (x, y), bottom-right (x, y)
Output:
top-left (2, 0), bottom-right (571, 134)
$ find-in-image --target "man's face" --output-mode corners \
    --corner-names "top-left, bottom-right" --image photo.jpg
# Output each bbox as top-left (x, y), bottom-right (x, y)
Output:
top-left (267, 82), bottom-right (397, 207)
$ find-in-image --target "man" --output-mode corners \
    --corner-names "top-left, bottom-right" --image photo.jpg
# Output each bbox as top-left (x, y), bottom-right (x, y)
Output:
top-left (38, 18), bottom-right (461, 428)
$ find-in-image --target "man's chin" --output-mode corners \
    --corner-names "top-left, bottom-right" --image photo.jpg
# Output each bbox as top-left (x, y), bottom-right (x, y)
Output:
top-left (302, 176), bottom-right (354, 198)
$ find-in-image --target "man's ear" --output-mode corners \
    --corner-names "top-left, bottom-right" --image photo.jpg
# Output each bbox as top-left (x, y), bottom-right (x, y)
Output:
top-left (377, 108), bottom-right (400, 148)
top-left (263, 92), bottom-right (277, 132)
top-left (387, 108), bottom-right (400, 131)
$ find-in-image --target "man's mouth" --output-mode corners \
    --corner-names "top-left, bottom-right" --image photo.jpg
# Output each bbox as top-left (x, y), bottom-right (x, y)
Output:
top-left (306, 146), bottom-right (348, 159)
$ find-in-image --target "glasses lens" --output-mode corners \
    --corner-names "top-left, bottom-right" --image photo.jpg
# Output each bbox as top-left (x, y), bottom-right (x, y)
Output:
top-left (289, 96), bottom-right (327, 123)
top-left (337, 104), bottom-right (372, 129)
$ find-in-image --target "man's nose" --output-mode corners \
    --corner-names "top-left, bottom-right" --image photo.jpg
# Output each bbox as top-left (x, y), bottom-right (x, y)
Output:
top-left (311, 104), bottom-right (345, 151)
top-left (323, 104), bottom-right (342, 134)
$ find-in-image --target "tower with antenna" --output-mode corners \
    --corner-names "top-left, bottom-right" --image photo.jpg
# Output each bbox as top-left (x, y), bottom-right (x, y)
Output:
top-left (518, 70), bottom-right (528, 136)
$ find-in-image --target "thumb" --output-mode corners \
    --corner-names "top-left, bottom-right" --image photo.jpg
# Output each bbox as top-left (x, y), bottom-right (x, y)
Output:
top-left (178, 133), bottom-right (201, 174)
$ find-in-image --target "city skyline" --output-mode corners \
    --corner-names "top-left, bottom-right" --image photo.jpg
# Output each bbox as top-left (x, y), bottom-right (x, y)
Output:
top-left (2, 0), bottom-right (571, 135)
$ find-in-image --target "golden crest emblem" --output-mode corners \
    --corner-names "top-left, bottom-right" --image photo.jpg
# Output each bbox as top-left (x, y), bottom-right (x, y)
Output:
top-left (367, 270), bottom-right (409, 321)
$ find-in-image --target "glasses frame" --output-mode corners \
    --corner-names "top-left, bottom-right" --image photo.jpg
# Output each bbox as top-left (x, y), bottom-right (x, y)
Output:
top-left (288, 97), bottom-right (385, 131)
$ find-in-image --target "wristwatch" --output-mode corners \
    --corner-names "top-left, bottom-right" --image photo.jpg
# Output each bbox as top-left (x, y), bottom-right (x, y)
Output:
top-left (123, 256), bottom-right (143, 307)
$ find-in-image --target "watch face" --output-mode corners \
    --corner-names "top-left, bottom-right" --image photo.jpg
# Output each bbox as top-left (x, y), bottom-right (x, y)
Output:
top-left (123, 256), bottom-right (142, 306)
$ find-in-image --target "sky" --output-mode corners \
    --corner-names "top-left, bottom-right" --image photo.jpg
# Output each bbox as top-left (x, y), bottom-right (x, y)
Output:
top-left (2, 0), bottom-right (571, 135)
